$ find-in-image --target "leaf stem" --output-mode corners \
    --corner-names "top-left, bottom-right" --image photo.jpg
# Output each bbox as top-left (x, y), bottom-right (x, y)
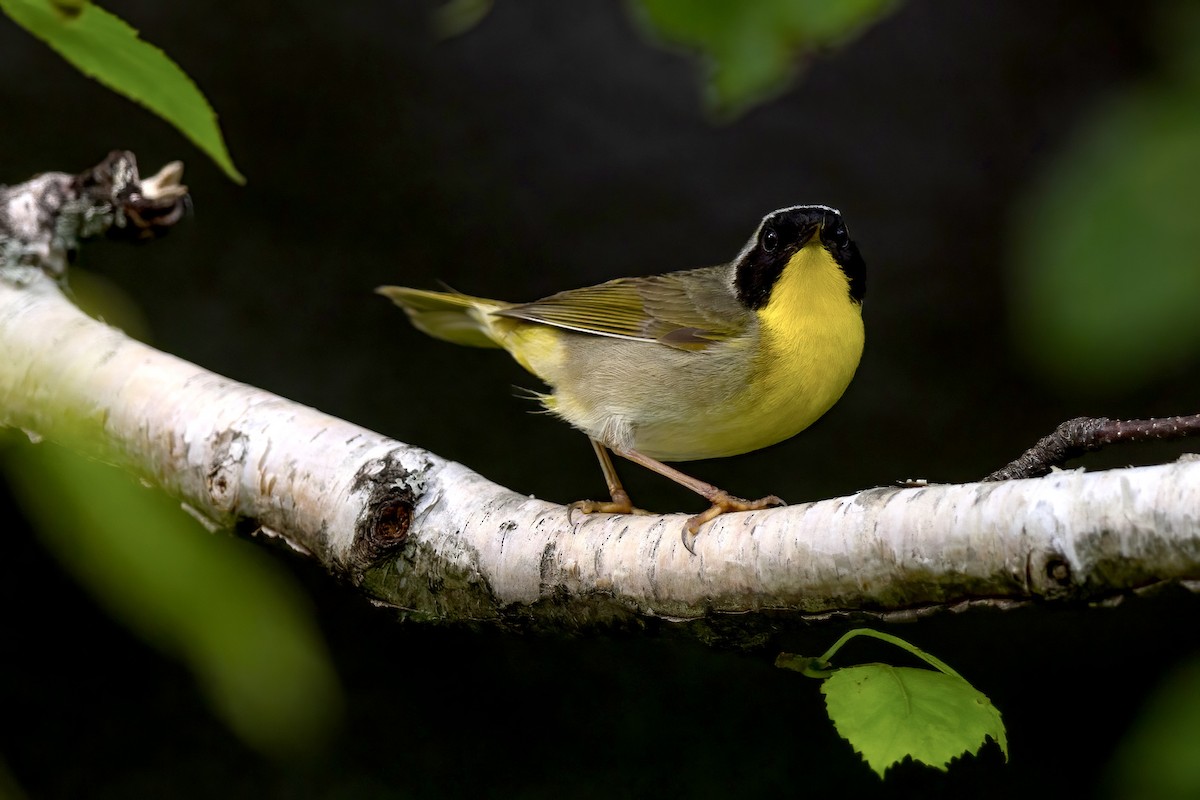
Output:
top-left (816, 628), bottom-right (966, 681)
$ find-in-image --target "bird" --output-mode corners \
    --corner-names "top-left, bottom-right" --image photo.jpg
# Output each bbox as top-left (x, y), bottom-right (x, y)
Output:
top-left (378, 205), bottom-right (866, 553)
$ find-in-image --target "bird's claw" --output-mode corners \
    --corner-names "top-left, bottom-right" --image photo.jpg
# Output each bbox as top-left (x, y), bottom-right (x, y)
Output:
top-left (567, 494), bottom-right (653, 530)
top-left (679, 492), bottom-right (787, 555)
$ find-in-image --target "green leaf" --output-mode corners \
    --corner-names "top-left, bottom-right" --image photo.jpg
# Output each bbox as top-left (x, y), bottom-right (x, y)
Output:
top-left (3, 440), bottom-right (341, 756)
top-left (1008, 4), bottom-right (1200, 393)
top-left (628, 0), bottom-right (899, 118)
top-left (0, 0), bottom-right (244, 183)
top-left (821, 664), bottom-right (1007, 778)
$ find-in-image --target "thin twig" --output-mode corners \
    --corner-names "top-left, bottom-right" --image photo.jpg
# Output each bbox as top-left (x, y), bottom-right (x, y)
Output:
top-left (983, 414), bottom-right (1200, 481)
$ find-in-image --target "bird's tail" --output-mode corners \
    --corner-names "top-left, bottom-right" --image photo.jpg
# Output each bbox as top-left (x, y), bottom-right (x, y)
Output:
top-left (376, 286), bottom-right (509, 349)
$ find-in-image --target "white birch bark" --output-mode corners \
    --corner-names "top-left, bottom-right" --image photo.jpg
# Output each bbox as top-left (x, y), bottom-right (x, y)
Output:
top-left (4, 270), bottom-right (1200, 625)
top-left (3, 157), bottom-right (1198, 628)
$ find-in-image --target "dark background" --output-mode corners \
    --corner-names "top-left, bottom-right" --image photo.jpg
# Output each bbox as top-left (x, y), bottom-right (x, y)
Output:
top-left (3, 0), bottom-right (1199, 797)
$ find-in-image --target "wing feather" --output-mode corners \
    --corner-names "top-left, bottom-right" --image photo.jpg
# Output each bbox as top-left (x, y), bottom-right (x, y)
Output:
top-left (493, 266), bottom-right (749, 349)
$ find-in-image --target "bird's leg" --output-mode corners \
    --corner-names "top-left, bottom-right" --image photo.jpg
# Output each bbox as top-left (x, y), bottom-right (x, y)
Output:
top-left (567, 439), bottom-right (654, 523)
top-left (612, 446), bottom-right (785, 554)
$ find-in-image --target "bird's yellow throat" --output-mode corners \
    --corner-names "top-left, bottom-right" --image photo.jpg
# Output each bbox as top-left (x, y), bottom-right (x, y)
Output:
top-left (752, 242), bottom-right (864, 435)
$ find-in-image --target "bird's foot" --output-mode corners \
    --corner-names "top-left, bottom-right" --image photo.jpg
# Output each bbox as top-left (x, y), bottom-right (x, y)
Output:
top-left (567, 489), bottom-right (654, 526)
top-left (681, 491), bottom-right (786, 554)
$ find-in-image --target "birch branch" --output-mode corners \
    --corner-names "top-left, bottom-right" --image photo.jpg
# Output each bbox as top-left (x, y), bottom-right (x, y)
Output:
top-left (3, 156), bottom-right (1200, 632)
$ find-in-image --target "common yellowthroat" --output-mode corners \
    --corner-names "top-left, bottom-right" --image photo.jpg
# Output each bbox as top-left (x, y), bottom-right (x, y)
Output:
top-left (378, 205), bottom-right (865, 552)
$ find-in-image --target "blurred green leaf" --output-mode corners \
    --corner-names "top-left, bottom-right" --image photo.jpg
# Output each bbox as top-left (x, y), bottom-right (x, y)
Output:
top-left (67, 266), bottom-right (153, 341)
top-left (432, 0), bottom-right (493, 40)
top-left (0, 0), bottom-right (244, 183)
top-left (822, 664), bottom-right (1007, 777)
top-left (1009, 4), bottom-right (1200, 393)
top-left (1107, 655), bottom-right (1200, 800)
top-left (3, 440), bottom-right (341, 756)
top-left (628, 0), bottom-right (898, 118)
top-left (0, 756), bottom-right (29, 800)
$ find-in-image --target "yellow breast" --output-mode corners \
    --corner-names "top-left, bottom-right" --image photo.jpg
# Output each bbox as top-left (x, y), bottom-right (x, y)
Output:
top-left (744, 243), bottom-right (865, 448)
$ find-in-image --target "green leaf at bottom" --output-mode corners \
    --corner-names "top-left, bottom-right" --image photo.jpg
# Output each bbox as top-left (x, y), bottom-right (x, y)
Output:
top-left (822, 664), bottom-right (1007, 777)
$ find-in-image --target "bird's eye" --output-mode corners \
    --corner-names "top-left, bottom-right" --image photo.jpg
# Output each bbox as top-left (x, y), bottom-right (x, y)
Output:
top-left (761, 227), bottom-right (779, 253)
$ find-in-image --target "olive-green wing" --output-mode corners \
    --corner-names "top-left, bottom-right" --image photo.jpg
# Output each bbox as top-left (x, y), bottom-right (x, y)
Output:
top-left (493, 266), bottom-right (749, 350)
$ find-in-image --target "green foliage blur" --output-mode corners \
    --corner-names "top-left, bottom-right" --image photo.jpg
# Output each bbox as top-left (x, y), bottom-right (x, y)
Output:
top-left (1107, 656), bottom-right (1200, 799)
top-left (628, 0), bottom-right (899, 118)
top-left (1009, 1), bottom-right (1200, 393)
top-left (2, 436), bottom-right (343, 757)
top-left (434, 0), bottom-right (899, 119)
top-left (1, 270), bottom-right (340, 758)
top-left (432, 0), bottom-right (493, 40)
top-left (1004, 6), bottom-right (1200, 794)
